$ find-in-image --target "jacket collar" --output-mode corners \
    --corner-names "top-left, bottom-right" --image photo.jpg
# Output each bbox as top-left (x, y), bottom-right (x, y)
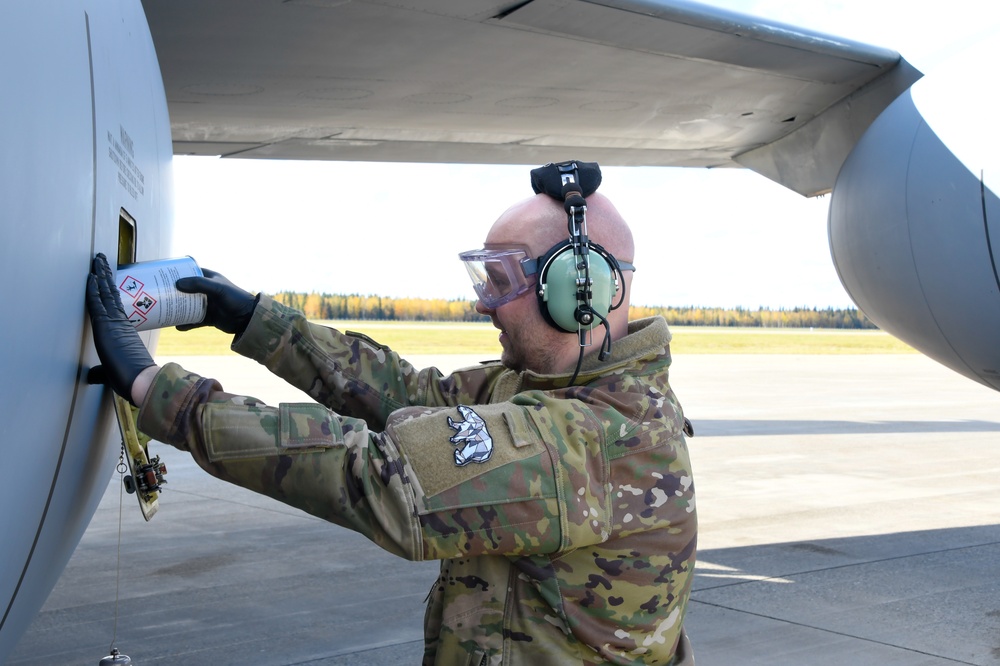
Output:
top-left (495, 317), bottom-right (672, 395)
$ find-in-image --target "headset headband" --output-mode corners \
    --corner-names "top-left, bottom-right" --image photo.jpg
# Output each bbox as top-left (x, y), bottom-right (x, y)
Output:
top-left (529, 161), bottom-right (624, 382)
top-left (530, 160), bottom-right (602, 200)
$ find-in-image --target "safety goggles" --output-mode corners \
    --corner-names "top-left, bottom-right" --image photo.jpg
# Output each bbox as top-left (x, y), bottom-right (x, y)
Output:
top-left (458, 245), bottom-right (537, 309)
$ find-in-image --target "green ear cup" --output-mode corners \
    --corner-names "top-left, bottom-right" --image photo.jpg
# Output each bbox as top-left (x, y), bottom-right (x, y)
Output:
top-left (541, 249), bottom-right (615, 332)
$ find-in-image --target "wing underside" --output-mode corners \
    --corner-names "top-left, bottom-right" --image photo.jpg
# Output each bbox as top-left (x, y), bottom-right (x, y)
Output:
top-left (141, 0), bottom-right (921, 195)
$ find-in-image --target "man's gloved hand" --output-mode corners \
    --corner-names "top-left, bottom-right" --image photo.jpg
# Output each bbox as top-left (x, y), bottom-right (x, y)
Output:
top-left (86, 253), bottom-right (156, 405)
top-left (175, 269), bottom-right (258, 336)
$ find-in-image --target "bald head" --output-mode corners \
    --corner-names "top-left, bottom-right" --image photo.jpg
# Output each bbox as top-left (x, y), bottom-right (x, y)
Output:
top-left (485, 192), bottom-right (635, 265)
top-left (483, 191), bottom-right (635, 344)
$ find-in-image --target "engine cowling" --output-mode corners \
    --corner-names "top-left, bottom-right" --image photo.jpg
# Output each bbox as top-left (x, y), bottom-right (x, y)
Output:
top-left (829, 39), bottom-right (1000, 390)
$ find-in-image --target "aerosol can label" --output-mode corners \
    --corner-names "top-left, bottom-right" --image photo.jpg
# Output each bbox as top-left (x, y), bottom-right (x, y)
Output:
top-left (114, 257), bottom-right (207, 331)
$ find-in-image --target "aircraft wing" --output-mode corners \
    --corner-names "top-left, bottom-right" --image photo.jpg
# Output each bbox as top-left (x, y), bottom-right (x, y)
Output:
top-left (140, 0), bottom-right (920, 197)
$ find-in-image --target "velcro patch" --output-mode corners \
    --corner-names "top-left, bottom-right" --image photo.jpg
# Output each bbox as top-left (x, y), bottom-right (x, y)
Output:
top-left (279, 403), bottom-right (339, 450)
top-left (388, 404), bottom-right (555, 512)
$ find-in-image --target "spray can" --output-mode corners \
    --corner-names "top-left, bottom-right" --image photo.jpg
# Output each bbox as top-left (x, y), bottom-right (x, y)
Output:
top-left (114, 257), bottom-right (207, 331)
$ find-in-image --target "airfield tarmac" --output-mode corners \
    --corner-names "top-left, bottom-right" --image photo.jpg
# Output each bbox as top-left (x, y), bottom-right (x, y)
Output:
top-left (10, 351), bottom-right (1000, 665)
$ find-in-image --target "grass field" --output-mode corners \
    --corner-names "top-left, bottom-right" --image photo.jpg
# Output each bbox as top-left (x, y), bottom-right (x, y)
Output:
top-left (155, 320), bottom-right (917, 356)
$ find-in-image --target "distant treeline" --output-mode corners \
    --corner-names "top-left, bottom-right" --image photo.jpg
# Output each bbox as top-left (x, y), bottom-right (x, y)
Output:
top-left (627, 305), bottom-right (876, 329)
top-left (272, 291), bottom-right (877, 329)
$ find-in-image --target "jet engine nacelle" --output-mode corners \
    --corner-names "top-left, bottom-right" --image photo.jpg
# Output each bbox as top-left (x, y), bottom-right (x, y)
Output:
top-left (829, 40), bottom-right (1000, 391)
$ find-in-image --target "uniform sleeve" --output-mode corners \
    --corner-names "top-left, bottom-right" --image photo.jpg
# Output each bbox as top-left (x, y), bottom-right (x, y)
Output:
top-left (135, 363), bottom-right (653, 561)
top-left (230, 296), bottom-right (499, 429)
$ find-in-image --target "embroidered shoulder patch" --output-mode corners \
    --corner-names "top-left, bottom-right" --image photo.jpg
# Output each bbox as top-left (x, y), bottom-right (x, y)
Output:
top-left (447, 405), bottom-right (493, 466)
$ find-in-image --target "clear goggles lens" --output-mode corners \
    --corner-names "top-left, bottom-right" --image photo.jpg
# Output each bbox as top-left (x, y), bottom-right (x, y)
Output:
top-left (458, 247), bottom-right (536, 309)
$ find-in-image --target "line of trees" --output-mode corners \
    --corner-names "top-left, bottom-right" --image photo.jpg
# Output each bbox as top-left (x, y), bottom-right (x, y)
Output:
top-left (628, 305), bottom-right (876, 329)
top-left (273, 292), bottom-right (484, 322)
top-left (271, 291), bottom-right (878, 329)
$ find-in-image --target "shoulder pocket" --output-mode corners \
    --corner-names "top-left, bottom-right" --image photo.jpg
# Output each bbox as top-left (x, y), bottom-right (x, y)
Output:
top-left (203, 402), bottom-right (337, 463)
top-left (389, 404), bottom-right (556, 513)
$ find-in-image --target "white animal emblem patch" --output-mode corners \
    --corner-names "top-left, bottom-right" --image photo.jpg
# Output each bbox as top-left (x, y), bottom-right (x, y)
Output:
top-left (447, 405), bottom-right (494, 466)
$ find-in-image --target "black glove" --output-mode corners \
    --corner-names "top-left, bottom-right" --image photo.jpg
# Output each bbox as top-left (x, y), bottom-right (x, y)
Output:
top-left (175, 269), bottom-right (258, 336)
top-left (85, 253), bottom-right (156, 405)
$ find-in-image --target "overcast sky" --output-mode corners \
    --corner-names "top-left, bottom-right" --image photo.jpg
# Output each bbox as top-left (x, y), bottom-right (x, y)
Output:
top-left (169, 0), bottom-right (1000, 310)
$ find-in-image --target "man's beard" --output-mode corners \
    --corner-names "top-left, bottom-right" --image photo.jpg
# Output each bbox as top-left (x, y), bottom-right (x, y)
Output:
top-left (501, 327), bottom-right (562, 374)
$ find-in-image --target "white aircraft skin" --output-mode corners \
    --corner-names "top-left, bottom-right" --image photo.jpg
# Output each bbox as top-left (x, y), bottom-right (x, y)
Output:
top-left (0, 0), bottom-right (996, 660)
top-left (0, 1), bottom-right (171, 661)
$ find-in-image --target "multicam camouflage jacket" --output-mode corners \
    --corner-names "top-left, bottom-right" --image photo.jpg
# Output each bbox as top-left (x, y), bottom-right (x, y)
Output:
top-left (137, 295), bottom-right (697, 666)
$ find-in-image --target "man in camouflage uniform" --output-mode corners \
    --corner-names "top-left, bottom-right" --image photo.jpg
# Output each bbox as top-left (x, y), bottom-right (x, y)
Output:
top-left (86, 169), bottom-right (697, 665)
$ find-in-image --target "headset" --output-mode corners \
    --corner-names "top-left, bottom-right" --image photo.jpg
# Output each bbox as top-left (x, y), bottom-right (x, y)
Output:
top-left (528, 160), bottom-right (633, 378)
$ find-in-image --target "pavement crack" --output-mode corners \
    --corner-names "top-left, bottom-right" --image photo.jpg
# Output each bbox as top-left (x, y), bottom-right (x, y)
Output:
top-left (690, 598), bottom-right (982, 665)
top-left (693, 539), bottom-right (1000, 592)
